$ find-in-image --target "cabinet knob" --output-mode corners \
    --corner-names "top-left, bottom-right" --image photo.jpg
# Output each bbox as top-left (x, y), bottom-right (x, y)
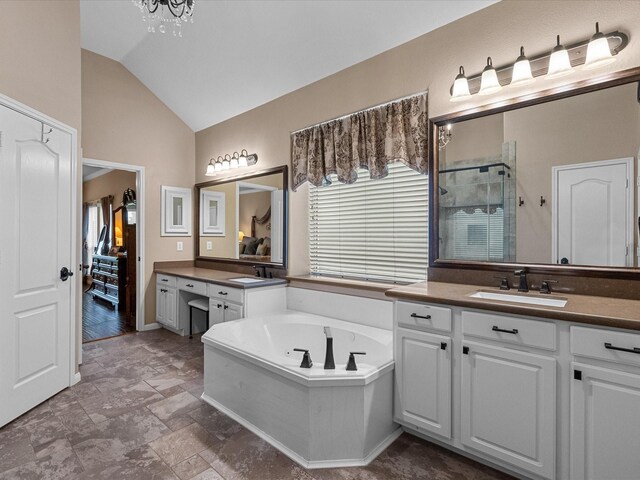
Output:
top-left (217, 304), bottom-right (222, 309)
top-left (224, 305), bottom-right (229, 310)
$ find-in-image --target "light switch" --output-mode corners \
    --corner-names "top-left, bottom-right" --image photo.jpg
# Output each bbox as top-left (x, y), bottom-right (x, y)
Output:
top-left (206, 241), bottom-right (213, 250)
top-left (177, 241), bottom-right (183, 251)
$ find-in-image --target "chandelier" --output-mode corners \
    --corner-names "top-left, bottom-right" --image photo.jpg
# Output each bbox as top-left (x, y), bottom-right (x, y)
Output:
top-left (132, 0), bottom-right (194, 37)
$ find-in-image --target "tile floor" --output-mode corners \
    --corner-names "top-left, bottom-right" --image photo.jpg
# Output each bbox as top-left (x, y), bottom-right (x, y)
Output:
top-left (0, 329), bottom-right (514, 480)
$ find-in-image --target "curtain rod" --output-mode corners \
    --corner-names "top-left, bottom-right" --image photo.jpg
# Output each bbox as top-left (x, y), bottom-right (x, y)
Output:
top-left (290, 90), bottom-right (427, 135)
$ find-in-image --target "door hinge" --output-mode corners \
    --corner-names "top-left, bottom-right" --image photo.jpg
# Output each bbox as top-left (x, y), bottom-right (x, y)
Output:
top-left (462, 346), bottom-right (469, 355)
top-left (574, 369), bottom-right (582, 381)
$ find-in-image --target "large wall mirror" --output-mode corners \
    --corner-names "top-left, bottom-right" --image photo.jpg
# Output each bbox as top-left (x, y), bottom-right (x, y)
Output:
top-left (431, 68), bottom-right (640, 276)
top-left (195, 166), bottom-right (288, 268)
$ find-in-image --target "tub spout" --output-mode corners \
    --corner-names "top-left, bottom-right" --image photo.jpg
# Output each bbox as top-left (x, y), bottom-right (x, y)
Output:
top-left (324, 327), bottom-right (335, 370)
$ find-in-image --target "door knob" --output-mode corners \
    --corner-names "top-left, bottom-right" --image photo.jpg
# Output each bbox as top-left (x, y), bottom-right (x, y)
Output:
top-left (60, 267), bottom-right (74, 281)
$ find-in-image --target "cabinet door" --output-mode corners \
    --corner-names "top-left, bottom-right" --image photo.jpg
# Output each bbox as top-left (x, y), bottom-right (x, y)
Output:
top-left (156, 286), bottom-right (166, 325)
top-left (571, 362), bottom-right (640, 480)
top-left (209, 300), bottom-right (225, 325)
top-left (461, 341), bottom-right (556, 479)
top-left (224, 302), bottom-right (243, 322)
top-left (164, 288), bottom-right (177, 329)
top-left (395, 327), bottom-right (451, 438)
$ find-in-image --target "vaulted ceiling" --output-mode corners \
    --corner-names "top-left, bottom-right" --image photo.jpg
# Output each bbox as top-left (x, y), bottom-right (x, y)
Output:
top-left (80, 0), bottom-right (497, 132)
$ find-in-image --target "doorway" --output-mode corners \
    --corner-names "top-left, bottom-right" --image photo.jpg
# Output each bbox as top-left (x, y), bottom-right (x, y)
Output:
top-left (82, 158), bottom-right (145, 342)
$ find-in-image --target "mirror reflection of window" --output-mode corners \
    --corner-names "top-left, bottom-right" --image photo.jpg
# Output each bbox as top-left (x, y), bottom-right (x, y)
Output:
top-left (208, 200), bottom-right (218, 226)
top-left (172, 197), bottom-right (183, 226)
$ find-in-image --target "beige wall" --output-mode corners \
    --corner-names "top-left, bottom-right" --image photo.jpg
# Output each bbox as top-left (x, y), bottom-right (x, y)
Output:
top-left (81, 49), bottom-right (195, 325)
top-left (83, 170), bottom-right (137, 205)
top-left (194, 0), bottom-right (640, 275)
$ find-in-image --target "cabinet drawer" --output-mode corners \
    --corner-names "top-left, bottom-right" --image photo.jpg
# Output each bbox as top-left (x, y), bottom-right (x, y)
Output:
top-left (156, 274), bottom-right (176, 288)
top-left (462, 311), bottom-right (556, 351)
top-left (396, 302), bottom-right (451, 333)
top-left (177, 277), bottom-right (207, 296)
top-left (208, 284), bottom-right (243, 304)
top-left (571, 326), bottom-right (640, 368)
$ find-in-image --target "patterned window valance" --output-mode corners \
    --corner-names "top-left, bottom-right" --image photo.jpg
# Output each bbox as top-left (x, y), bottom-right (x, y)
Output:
top-left (291, 92), bottom-right (429, 191)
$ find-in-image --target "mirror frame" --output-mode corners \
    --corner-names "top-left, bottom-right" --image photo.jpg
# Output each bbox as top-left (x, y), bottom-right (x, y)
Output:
top-left (429, 66), bottom-right (640, 279)
top-left (195, 165), bottom-right (289, 269)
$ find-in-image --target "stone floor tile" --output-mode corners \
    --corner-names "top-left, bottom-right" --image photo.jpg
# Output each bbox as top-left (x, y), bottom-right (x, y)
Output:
top-left (0, 439), bottom-right (84, 480)
top-left (81, 444), bottom-right (178, 479)
top-left (191, 468), bottom-right (225, 480)
top-left (24, 414), bottom-right (69, 449)
top-left (172, 454), bottom-right (211, 480)
top-left (149, 423), bottom-right (216, 466)
top-left (78, 381), bottom-right (164, 423)
top-left (187, 404), bottom-right (242, 441)
top-left (162, 414), bottom-right (196, 432)
top-left (0, 427), bottom-right (36, 474)
top-left (148, 391), bottom-right (201, 422)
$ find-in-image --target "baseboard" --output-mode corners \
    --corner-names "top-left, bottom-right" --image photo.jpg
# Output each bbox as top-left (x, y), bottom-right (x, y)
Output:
top-left (201, 393), bottom-right (402, 470)
top-left (72, 372), bottom-right (81, 385)
top-left (142, 322), bottom-right (162, 331)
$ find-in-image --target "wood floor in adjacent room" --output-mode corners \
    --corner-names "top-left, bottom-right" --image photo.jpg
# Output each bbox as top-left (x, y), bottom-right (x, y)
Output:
top-left (82, 291), bottom-right (134, 343)
top-left (0, 329), bottom-right (514, 480)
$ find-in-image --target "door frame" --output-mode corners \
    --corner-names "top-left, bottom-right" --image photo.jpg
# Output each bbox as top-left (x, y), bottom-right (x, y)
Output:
top-left (82, 158), bottom-right (146, 334)
top-left (0, 92), bottom-right (78, 387)
top-left (552, 157), bottom-right (635, 267)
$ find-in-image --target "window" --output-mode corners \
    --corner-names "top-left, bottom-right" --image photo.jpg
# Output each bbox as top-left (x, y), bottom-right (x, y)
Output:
top-left (86, 203), bottom-right (104, 265)
top-left (309, 162), bottom-right (428, 284)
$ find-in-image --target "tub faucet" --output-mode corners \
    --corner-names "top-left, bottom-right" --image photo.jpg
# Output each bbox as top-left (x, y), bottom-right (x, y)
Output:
top-left (323, 327), bottom-right (335, 370)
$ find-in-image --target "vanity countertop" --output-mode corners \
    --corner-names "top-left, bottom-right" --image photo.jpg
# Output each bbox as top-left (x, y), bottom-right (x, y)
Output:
top-left (386, 281), bottom-right (640, 331)
top-left (154, 266), bottom-right (288, 289)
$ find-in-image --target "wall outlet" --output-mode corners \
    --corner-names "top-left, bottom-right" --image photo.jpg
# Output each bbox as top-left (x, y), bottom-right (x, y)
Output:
top-left (177, 241), bottom-right (183, 252)
top-left (206, 241), bottom-right (213, 250)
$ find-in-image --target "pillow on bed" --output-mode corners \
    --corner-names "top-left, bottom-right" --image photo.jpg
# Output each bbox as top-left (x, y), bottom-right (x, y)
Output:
top-left (245, 239), bottom-right (261, 255)
top-left (256, 243), bottom-right (269, 256)
top-left (239, 243), bottom-right (246, 254)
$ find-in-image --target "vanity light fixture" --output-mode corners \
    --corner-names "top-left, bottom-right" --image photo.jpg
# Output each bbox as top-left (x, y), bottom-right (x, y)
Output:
top-left (204, 150), bottom-right (259, 175)
top-left (205, 158), bottom-right (216, 176)
top-left (584, 22), bottom-right (616, 70)
top-left (478, 57), bottom-right (502, 96)
top-left (450, 66), bottom-right (471, 102)
top-left (510, 47), bottom-right (534, 86)
top-left (547, 35), bottom-right (573, 79)
top-left (448, 23), bottom-right (627, 101)
top-left (438, 124), bottom-right (453, 150)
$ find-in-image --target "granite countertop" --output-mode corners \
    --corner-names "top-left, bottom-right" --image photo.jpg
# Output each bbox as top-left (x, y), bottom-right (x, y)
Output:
top-left (154, 266), bottom-right (288, 289)
top-left (386, 281), bottom-right (640, 331)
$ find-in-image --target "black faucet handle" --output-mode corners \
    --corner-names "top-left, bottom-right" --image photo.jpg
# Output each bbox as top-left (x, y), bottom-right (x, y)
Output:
top-left (493, 276), bottom-right (510, 290)
top-left (346, 352), bottom-right (366, 371)
top-left (540, 280), bottom-right (558, 294)
top-left (293, 348), bottom-right (313, 368)
top-left (514, 269), bottom-right (527, 276)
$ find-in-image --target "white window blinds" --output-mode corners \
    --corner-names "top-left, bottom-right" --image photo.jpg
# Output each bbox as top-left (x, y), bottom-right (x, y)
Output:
top-left (309, 162), bottom-right (428, 284)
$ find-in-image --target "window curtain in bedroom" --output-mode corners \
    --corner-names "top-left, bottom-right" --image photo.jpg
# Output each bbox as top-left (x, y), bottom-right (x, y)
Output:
top-left (291, 92), bottom-right (428, 191)
top-left (100, 195), bottom-right (112, 252)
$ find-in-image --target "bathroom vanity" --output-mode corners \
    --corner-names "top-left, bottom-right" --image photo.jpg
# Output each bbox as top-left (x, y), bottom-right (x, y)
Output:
top-left (154, 266), bottom-right (287, 335)
top-left (387, 282), bottom-right (640, 480)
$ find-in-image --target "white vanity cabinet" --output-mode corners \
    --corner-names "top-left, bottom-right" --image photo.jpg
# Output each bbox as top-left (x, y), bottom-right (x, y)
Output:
top-left (570, 327), bottom-right (640, 480)
top-left (461, 341), bottom-right (556, 479)
top-left (208, 298), bottom-right (243, 324)
top-left (156, 275), bottom-right (178, 329)
top-left (394, 301), bottom-right (452, 438)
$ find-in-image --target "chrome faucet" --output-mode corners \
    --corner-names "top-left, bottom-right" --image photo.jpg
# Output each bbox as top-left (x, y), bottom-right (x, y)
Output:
top-left (323, 327), bottom-right (335, 370)
top-left (514, 269), bottom-right (528, 292)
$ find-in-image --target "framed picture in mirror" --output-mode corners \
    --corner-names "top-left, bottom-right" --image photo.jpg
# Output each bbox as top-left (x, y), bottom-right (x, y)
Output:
top-left (200, 190), bottom-right (225, 236)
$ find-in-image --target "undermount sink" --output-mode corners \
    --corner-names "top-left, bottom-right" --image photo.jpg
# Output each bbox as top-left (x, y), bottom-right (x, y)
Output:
top-left (228, 277), bottom-right (266, 284)
top-left (469, 291), bottom-right (568, 308)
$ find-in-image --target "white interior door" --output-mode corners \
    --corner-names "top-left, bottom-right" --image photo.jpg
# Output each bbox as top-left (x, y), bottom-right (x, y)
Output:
top-left (0, 104), bottom-right (74, 427)
top-left (270, 189), bottom-right (284, 263)
top-left (553, 158), bottom-right (633, 266)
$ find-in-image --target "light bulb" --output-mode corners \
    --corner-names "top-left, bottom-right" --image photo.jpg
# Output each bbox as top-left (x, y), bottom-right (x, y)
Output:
top-left (230, 152), bottom-right (239, 169)
top-left (547, 35), bottom-right (573, 79)
top-left (450, 66), bottom-right (471, 102)
top-left (584, 22), bottom-right (615, 70)
top-left (205, 159), bottom-right (216, 176)
top-left (214, 156), bottom-right (223, 172)
top-left (238, 149), bottom-right (248, 167)
top-left (510, 47), bottom-right (534, 86)
top-left (478, 57), bottom-right (502, 96)
top-left (222, 154), bottom-right (231, 170)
